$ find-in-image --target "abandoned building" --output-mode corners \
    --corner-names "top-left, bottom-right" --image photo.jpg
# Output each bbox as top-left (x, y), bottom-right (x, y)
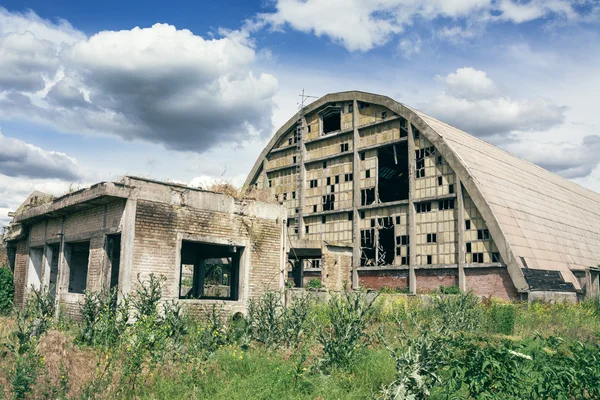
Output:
top-left (2, 176), bottom-right (288, 316)
top-left (244, 91), bottom-right (600, 301)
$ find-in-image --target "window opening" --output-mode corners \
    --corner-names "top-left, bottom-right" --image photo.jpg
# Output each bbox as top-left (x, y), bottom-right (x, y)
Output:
top-left (377, 143), bottom-right (409, 202)
top-left (68, 241), bottom-right (90, 294)
top-left (179, 241), bottom-right (241, 300)
top-left (361, 188), bottom-right (376, 206)
top-left (323, 109), bottom-right (341, 134)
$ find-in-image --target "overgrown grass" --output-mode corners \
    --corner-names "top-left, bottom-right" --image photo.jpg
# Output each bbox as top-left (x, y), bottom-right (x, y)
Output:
top-left (1, 284), bottom-right (599, 399)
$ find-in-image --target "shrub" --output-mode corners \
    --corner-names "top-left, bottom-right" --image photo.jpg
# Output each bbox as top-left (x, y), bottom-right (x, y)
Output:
top-left (317, 290), bottom-right (378, 371)
top-left (487, 303), bottom-right (516, 335)
top-left (439, 285), bottom-right (461, 294)
top-left (77, 288), bottom-right (129, 347)
top-left (0, 266), bottom-right (14, 315)
top-left (306, 279), bottom-right (322, 289)
top-left (432, 291), bottom-right (483, 332)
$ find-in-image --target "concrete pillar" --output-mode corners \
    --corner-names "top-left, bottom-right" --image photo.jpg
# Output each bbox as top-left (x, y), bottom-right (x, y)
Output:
top-left (407, 123), bottom-right (417, 294)
top-left (457, 180), bottom-right (466, 291)
top-left (352, 99), bottom-right (361, 289)
top-left (53, 217), bottom-right (66, 318)
top-left (298, 114), bottom-right (307, 239)
top-left (118, 199), bottom-right (137, 301)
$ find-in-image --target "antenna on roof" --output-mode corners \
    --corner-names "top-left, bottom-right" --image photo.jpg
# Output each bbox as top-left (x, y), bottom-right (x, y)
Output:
top-left (298, 89), bottom-right (318, 109)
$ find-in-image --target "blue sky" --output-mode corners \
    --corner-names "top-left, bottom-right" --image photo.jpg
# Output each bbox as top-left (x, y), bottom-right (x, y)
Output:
top-left (0, 0), bottom-right (599, 225)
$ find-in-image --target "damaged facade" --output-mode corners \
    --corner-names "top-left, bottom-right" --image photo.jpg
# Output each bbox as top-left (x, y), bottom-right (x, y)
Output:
top-left (244, 91), bottom-right (600, 301)
top-left (3, 177), bottom-right (287, 316)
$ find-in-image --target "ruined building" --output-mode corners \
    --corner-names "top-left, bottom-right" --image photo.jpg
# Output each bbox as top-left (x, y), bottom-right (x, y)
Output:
top-left (3, 177), bottom-right (287, 316)
top-left (244, 91), bottom-right (600, 301)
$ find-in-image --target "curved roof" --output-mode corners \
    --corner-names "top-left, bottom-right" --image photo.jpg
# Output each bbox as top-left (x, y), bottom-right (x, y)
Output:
top-left (246, 91), bottom-right (600, 291)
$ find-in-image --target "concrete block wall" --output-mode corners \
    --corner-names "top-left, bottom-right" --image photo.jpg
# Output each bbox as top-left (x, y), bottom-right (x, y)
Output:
top-left (321, 244), bottom-right (352, 291)
top-left (132, 199), bottom-right (284, 316)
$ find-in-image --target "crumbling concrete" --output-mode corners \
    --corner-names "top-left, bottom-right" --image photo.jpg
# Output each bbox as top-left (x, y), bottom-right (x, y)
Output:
top-left (5, 176), bottom-right (287, 318)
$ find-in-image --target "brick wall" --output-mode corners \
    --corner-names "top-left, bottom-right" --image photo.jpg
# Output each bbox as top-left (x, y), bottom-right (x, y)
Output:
top-left (358, 270), bottom-right (409, 290)
top-left (133, 199), bottom-right (283, 316)
top-left (465, 267), bottom-right (518, 300)
top-left (415, 269), bottom-right (458, 294)
top-left (13, 240), bottom-right (28, 307)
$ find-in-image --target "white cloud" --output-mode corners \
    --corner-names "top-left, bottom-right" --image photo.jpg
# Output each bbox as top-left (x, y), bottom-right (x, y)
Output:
top-left (0, 129), bottom-right (81, 180)
top-left (398, 37), bottom-right (422, 57)
top-left (423, 67), bottom-right (566, 137)
top-left (0, 9), bottom-right (279, 153)
top-left (504, 135), bottom-right (600, 179)
top-left (258, 0), bottom-right (597, 52)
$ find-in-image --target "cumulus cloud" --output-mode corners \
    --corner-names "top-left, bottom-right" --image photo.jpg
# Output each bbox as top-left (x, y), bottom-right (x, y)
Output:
top-left (258, 0), bottom-right (597, 51)
top-left (422, 67), bottom-right (566, 137)
top-left (0, 9), bottom-right (279, 153)
top-left (503, 135), bottom-right (600, 179)
top-left (0, 130), bottom-right (81, 180)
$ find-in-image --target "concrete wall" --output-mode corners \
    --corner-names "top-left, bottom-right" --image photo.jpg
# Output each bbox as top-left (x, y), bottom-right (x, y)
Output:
top-left (321, 244), bottom-right (352, 291)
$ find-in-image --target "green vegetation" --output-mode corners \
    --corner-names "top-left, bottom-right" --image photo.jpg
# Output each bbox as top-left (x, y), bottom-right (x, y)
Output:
top-left (306, 278), bottom-right (322, 289)
top-left (1, 280), bottom-right (599, 399)
top-left (0, 265), bottom-right (14, 314)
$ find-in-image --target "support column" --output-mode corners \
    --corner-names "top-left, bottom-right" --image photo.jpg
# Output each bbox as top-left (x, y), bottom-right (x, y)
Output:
top-left (118, 199), bottom-right (137, 301)
top-left (261, 159), bottom-right (269, 190)
top-left (457, 180), bottom-right (467, 292)
top-left (298, 115), bottom-right (307, 239)
top-left (352, 99), bottom-right (360, 289)
top-left (407, 123), bottom-right (417, 294)
top-left (53, 216), bottom-right (66, 319)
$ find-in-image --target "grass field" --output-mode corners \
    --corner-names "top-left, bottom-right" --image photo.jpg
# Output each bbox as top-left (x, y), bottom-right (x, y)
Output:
top-left (1, 276), bottom-right (599, 399)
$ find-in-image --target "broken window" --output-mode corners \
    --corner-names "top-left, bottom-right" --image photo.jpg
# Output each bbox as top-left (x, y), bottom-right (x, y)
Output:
top-left (292, 191), bottom-right (296, 199)
top-left (365, 169), bottom-right (371, 178)
top-left (415, 149), bottom-right (425, 178)
top-left (268, 180), bottom-right (272, 188)
top-left (396, 235), bottom-right (409, 246)
top-left (413, 126), bottom-right (420, 139)
top-left (472, 253), bottom-right (484, 263)
top-left (340, 143), bottom-right (349, 152)
top-left (327, 177), bottom-right (331, 185)
top-left (377, 143), bottom-right (409, 202)
top-left (401, 256), bottom-right (408, 265)
top-left (348, 103), bottom-right (354, 113)
top-left (305, 226), bottom-right (309, 234)
top-left (395, 216), bottom-right (401, 224)
top-left (361, 188), bottom-right (375, 206)
top-left (308, 125), bottom-right (312, 133)
top-left (309, 179), bottom-right (318, 188)
top-left (322, 215), bottom-right (326, 224)
top-left (427, 255), bottom-right (433, 264)
top-left (335, 175), bottom-right (340, 184)
top-left (465, 220), bottom-right (471, 230)
top-left (378, 224), bottom-right (395, 265)
top-left (27, 247), bottom-right (43, 290)
top-left (426, 233), bottom-right (437, 243)
top-left (399, 118), bottom-right (408, 138)
top-left (492, 252), bottom-right (500, 263)
top-left (322, 109), bottom-right (341, 134)
top-left (67, 241), bottom-right (90, 294)
top-left (323, 161), bottom-right (327, 169)
top-left (348, 212), bottom-right (353, 221)
top-left (179, 241), bottom-right (241, 300)
top-left (415, 202), bottom-right (432, 213)
top-left (438, 199), bottom-right (455, 210)
top-left (437, 155), bottom-right (443, 165)
top-left (360, 229), bottom-right (375, 266)
top-left (381, 111), bottom-right (387, 119)
top-left (449, 184), bottom-right (454, 194)
top-left (477, 229), bottom-right (490, 240)
top-left (323, 194), bottom-right (335, 211)
top-left (358, 102), bottom-right (370, 109)
top-left (438, 176), bottom-right (443, 186)
top-left (293, 156), bottom-right (297, 164)
top-left (466, 243), bottom-right (472, 253)
top-left (344, 173), bottom-right (353, 182)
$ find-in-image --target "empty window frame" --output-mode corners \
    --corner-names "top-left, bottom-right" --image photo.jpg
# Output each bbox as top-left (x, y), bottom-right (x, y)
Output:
top-left (348, 212), bottom-right (353, 221)
top-left (335, 175), bottom-right (340, 184)
top-left (340, 143), bottom-right (349, 152)
top-left (360, 229), bottom-right (375, 266)
top-left (426, 233), bottom-right (437, 243)
top-left (396, 235), bottom-right (409, 246)
top-left (365, 169), bottom-right (371, 178)
top-left (309, 179), bottom-right (318, 188)
top-left (465, 220), bottom-right (471, 230)
top-left (322, 109), bottom-right (341, 134)
top-left (27, 247), bottom-right (44, 290)
top-left (477, 229), bottom-right (490, 240)
top-left (313, 205), bottom-right (318, 213)
top-left (492, 252), bottom-right (501, 263)
top-left (427, 255), bottom-right (433, 264)
top-left (472, 253), bottom-right (484, 263)
top-left (438, 176), bottom-right (443, 186)
top-left (381, 111), bottom-right (387, 119)
top-left (179, 241), bottom-right (241, 300)
top-left (415, 202), bottom-right (432, 213)
top-left (348, 103), bottom-right (354, 113)
top-left (361, 188), bottom-right (376, 206)
top-left (438, 199), bottom-right (455, 210)
top-left (344, 173), bottom-right (353, 182)
top-left (449, 184), bottom-right (454, 194)
top-left (399, 118), bottom-right (408, 138)
top-left (466, 242), bottom-right (472, 253)
top-left (323, 194), bottom-right (335, 211)
top-left (358, 102), bottom-right (370, 109)
top-left (67, 241), bottom-right (90, 294)
top-left (412, 126), bottom-right (420, 140)
top-left (322, 215), bottom-right (326, 224)
top-left (288, 137), bottom-right (293, 145)
top-left (377, 143), bottom-right (409, 202)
